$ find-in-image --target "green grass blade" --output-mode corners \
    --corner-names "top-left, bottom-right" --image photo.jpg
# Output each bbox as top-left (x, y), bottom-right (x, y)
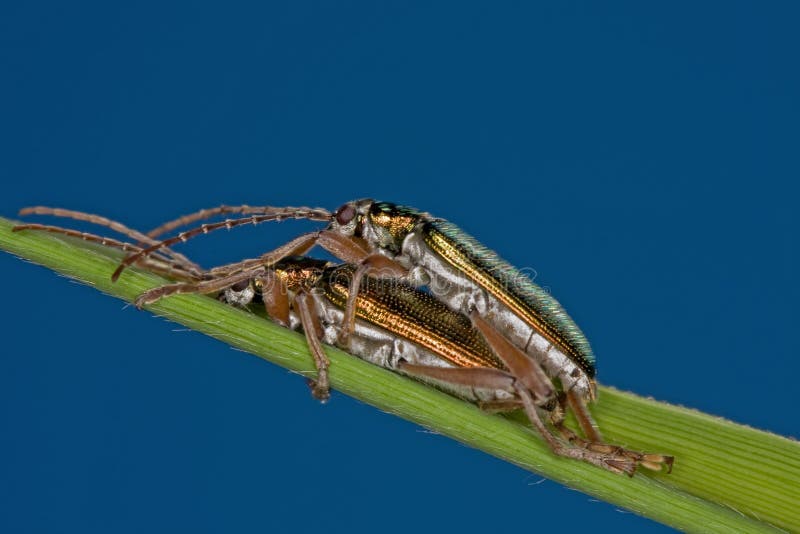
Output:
top-left (1, 216), bottom-right (797, 533)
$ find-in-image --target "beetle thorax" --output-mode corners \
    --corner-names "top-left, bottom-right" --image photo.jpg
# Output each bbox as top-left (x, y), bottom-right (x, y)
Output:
top-left (363, 202), bottom-right (418, 253)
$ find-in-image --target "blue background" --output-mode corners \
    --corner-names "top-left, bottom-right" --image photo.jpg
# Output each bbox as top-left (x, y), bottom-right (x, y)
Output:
top-left (1, 3), bottom-right (797, 533)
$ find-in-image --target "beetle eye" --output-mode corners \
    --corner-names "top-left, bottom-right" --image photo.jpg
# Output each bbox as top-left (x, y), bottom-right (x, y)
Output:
top-left (334, 204), bottom-right (356, 225)
top-left (231, 279), bottom-right (250, 292)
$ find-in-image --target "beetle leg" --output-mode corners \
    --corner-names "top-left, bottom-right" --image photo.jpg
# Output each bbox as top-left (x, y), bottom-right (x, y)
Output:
top-left (338, 255), bottom-right (409, 347)
top-left (397, 362), bottom-right (516, 392)
top-left (566, 390), bottom-right (603, 443)
top-left (398, 362), bottom-right (544, 419)
top-left (469, 310), bottom-right (554, 404)
top-left (477, 399), bottom-right (524, 413)
top-left (134, 268), bottom-right (264, 308)
top-left (514, 384), bottom-right (639, 476)
top-left (549, 392), bottom-right (673, 473)
top-left (553, 420), bottom-right (674, 474)
top-left (258, 270), bottom-right (290, 327)
top-left (259, 231), bottom-right (322, 266)
top-left (208, 231), bottom-right (335, 278)
top-left (312, 230), bottom-right (411, 345)
top-left (209, 256), bottom-right (268, 276)
top-left (314, 228), bottom-right (411, 345)
top-left (316, 230), bottom-right (372, 263)
top-left (131, 257), bottom-right (205, 282)
top-left (294, 292), bottom-right (330, 402)
top-left (469, 311), bottom-right (673, 474)
top-left (401, 360), bottom-right (670, 474)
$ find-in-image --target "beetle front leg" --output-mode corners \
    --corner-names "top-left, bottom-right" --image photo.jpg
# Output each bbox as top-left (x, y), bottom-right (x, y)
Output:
top-left (134, 269), bottom-right (264, 308)
top-left (314, 231), bottom-right (409, 345)
top-left (338, 255), bottom-right (408, 346)
top-left (258, 231), bottom-right (323, 266)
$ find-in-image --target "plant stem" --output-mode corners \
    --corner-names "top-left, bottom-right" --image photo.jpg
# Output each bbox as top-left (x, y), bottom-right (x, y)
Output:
top-left (1, 216), bottom-right (797, 533)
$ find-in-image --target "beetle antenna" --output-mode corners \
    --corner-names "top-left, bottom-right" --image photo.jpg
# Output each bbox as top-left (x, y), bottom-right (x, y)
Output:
top-left (146, 205), bottom-right (332, 239)
top-left (111, 208), bottom-right (332, 282)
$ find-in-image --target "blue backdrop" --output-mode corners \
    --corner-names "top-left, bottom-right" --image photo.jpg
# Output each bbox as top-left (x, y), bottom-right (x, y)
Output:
top-left (1, 3), bottom-right (797, 533)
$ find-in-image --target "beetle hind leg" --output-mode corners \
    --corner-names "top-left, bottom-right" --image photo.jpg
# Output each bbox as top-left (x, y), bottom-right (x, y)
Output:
top-left (553, 421), bottom-right (674, 474)
top-left (513, 385), bottom-right (642, 475)
top-left (553, 393), bottom-right (674, 474)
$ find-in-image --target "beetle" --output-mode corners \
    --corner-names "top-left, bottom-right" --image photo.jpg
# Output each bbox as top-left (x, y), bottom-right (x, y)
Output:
top-left (111, 200), bottom-right (606, 444)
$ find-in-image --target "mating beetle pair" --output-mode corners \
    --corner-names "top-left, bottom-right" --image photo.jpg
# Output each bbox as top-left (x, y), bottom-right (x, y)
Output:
top-left (15, 200), bottom-right (674, 476)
